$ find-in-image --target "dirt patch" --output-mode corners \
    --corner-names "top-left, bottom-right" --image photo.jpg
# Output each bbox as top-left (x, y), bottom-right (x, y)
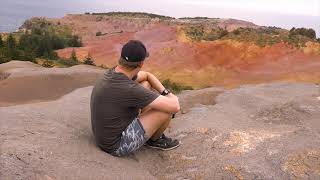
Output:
top-left (254, 102), bottom-right (310, 125)
top-left (178, 87), bottom-right (224, 114)
top-left (0, 66), bottom-right (104, 107)
top-left (223, 130), bottom-right (281, 154)
top-left (0, 72), bottom-right (10, 81)
top-left (282, 150), bottom-right (320, 178)
top-left (142, 128), bottom-right (228, 179)
top-left (224, 165), bottom-right (244, 180)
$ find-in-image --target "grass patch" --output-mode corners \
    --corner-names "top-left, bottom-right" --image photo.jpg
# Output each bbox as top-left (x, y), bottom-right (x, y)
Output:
top-left (90, 12), bottom-right (174, 20)
top-left (56, 59), bottom-right (81, 67)
top-left (162, 79), bottom-right (194, 94)
top-left (183, 26), bottom-right (319, 48)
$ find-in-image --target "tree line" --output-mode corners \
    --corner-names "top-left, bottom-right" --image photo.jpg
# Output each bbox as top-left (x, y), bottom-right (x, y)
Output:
top-left (0, 28), bottom-right (82, 64)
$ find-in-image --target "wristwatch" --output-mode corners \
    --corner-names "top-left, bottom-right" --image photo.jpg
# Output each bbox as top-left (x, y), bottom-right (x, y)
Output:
top-left (161, 89), bottom-right (171, 96)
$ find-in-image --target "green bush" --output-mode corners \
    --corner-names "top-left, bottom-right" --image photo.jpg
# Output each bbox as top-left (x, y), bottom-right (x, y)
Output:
top-left (0, 34), bottom-right (3, 47)
top-left (83, 53), bottom-right (95, 66)
top-left (42, 60), bottom-right (54, 68)
top-left (204, 28), bottom-right (228, 41)
top-left (289, 28), bottom-right (316, 39)
top-left (91, 12), bottom-right (174, 20)
top-left (57, 58), bottom-right (80, 67)
top-left (69, 49), bottom-right (78, 62)
top-left (99, 64), bottom-right (108, 69)
top-left (222, 27), bottom-right (316, 48)
top-left (184, 26), bottom-right (229, 41)
top-left (162, 79), bottom-right (193, 94)
top-left (0, 55), bottom-right (10, 64)
top-left (232, 29), bottom-right (240, 35)
top-left (96, 32), bottom-right (102, 36)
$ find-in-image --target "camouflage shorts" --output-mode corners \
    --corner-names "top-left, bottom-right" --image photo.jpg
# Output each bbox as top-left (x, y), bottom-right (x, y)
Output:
top-left (112, 118), bottom-right (149, 157)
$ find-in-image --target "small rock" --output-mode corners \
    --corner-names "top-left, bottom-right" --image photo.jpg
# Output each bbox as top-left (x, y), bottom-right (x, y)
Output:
top-left (187, 167), bottom-right (198, 172)
top-left (181, 155), bottom-right (197, 160)
top-left (177, 133), bottom-right (187, 138)
top-left (197, 127), bottom-right (209, 134)
top-left (44, 175), bottom-right (54, 180)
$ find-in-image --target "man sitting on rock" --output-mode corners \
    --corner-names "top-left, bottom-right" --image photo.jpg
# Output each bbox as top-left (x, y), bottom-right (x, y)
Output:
top-left (90, 40), bottom-right (180, 157)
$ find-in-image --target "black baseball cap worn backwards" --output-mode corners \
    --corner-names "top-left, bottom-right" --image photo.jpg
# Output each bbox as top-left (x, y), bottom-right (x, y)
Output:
top-left (121, 40), bottom-right (149, 62)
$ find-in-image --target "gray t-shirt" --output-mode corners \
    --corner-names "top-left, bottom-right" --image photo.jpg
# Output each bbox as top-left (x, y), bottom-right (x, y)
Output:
top-left (90, 67), bottom-right (159, 153)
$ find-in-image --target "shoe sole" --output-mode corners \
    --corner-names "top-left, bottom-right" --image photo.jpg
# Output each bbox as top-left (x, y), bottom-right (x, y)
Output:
top-left (145, 142), bottom-right (181, 151)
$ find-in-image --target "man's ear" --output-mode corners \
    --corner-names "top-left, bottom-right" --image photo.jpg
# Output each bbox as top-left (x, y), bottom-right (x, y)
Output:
top-left (138, 62), bottom-right (144, 68)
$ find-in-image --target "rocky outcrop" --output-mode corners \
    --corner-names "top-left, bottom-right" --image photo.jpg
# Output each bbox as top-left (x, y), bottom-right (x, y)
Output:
top-left (0, 61), bottom-right (104, 107)
top-left (49, 14), bottom-right (320, 89)
top-left (1, 81), bottom-right (320, 179)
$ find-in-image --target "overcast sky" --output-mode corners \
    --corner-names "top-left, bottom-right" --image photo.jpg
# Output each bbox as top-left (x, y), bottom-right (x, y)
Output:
top-left (3, 0), bottom-right (318, 17)
top-left (86, 0), bottom-right (320, 17)
top-left (1, 0), bottom-right (319, 35)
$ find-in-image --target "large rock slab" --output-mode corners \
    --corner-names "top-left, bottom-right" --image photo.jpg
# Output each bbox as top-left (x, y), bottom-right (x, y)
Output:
top-left (0, 61), bottom-right (104, 107)
top-left (1, 83), bottom-right (320, 179)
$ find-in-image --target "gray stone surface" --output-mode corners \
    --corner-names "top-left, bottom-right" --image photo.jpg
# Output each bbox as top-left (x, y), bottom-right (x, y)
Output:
top-left (1, 82), bottom-right (320, 179)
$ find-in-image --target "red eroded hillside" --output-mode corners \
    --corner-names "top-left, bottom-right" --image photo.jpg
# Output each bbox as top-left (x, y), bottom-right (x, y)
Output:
top-left (55, 14), bottom-right (320, 88)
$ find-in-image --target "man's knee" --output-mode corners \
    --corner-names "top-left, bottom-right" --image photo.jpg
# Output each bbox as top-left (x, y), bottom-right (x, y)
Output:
top-left (139, 109), bottom-right (171, 137)
top-left (140, 109), bottom-right (171, 120)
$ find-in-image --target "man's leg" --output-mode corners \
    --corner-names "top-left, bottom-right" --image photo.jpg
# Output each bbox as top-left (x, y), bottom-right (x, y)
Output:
top-left (139, 80), bottom-right (179, 150)
top-left (139, 109), bottom-right (171, 139)
top-left (139, 110), bottom-right (179, 150)
top-left (139, 80), bottom-right (170, 140)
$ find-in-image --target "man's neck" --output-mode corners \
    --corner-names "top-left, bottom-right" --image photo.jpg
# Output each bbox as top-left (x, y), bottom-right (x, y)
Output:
top-left (115, 66), bottom-right (137, 80)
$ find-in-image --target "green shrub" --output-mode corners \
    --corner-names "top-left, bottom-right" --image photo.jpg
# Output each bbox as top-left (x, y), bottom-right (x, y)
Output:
top-left (83, 53), bottom-right (95, 66)
top-left (162, 79), bottom-right (194, 93)
top-left (289, 27), bottom-right (316, 39)
top-left (233, 29), bottom-right (240, 35)
top-left (204, 28), bottom-right (228, 41)
top-left (91, 12), bottom-right (174, 20)
top-left (69, 49), bottom-right (78, 62)
top-left (0, 55), bottom-right (10, 64)
top-left (99, 64), bottom-right (108, 69)
top-left (42, 60), bottom-right (54, 68)
top-left (57, 58), bottom-right (80, 67)
top-left (96, 32), bottom-right (102, 36)
top-left (185, 25), bottom-right (205, 41)
top-left (0, 34), bottom-right (3, 47)
top-left (96, 16), bottom-right (103, 22)
top-left (184, 26), bottom-right (228, 41)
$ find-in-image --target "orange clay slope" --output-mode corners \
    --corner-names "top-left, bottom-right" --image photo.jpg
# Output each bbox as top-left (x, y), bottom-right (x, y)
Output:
top-left (55, 14), bottom-right (320, 89)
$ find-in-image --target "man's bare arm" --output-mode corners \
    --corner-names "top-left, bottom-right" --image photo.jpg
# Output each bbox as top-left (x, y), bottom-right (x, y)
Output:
top-left (136, 71), bottom-right (165, 93)
top-left (137, 71), bottom-right (180, 114)
top-left (148, 94), bottom-right (180, 114)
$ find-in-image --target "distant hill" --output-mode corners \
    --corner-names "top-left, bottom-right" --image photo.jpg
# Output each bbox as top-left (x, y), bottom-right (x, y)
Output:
top-left (1, 12), bottom-right (320, 88)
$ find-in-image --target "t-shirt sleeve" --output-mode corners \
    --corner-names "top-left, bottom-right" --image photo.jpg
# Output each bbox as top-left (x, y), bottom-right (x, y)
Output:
top-left (121, 82), bottom-right (160, 109)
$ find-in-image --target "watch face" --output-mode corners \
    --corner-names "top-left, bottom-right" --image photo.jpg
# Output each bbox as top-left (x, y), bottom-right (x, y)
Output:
top-left (162, 89), bottom-right (170, 96)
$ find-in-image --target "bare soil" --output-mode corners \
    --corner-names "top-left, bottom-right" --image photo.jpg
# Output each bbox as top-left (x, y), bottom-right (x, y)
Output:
top-left (54, 15), bottom-right (320, 88)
